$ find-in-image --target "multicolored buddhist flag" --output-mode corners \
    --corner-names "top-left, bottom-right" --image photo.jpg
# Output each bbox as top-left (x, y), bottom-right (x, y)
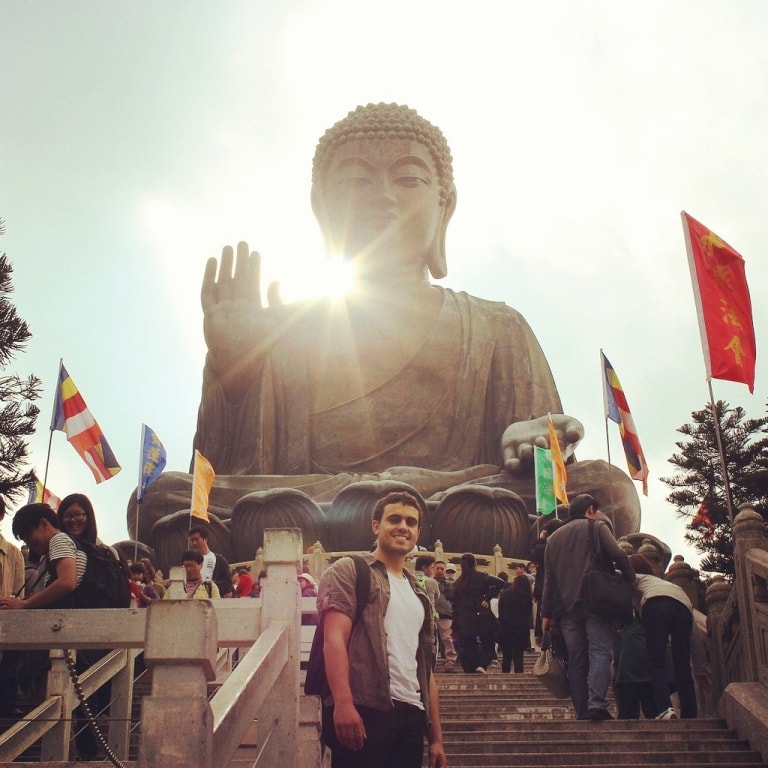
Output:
top-left (534, 445), bottom-right (556, 515)
top-left (50, 362), bottom-right (122, 483)
top-left (682, 212), bottom-right (756, 393)
top-left (601, 351), bottom-right (648, 495)
top-left (137, 424), bottom-right (167, 503)
top-left (191, 449), bottom-right (214, 522)
top-left (547, 415), bottom-right (569, 506)
top-left (27, 474), bottom-right (61, 510)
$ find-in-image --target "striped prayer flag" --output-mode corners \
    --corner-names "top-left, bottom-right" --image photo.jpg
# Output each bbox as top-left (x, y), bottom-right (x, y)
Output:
top-left (51, 362), bottom-right (122, 483)
top-left (27, 475), bottom-right (61, 510)
top-left (601, 351), bottom-right (648, 495)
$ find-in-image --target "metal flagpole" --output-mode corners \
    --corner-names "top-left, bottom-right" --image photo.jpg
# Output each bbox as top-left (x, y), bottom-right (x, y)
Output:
top-left (706, 379), bottom-right (736, 525)
top-left (42, 359), bottom-right (63, 493)
top-left (135, 424), bottom-right (145, 562)
top-left (600, 350), bottom-right (616, 530)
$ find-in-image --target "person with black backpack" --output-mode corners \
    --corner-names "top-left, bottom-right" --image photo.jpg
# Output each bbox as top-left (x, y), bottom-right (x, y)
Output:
top-left (1, 501), bottom-right (130, 760)
top-left (315, 490), bottom-right (446, 768)
top-left (0, 504), bottom-right (87, 610)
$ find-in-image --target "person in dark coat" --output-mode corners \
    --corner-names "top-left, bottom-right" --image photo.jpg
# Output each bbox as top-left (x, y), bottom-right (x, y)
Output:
top-left (529, 514), bottom-right (566, 648)
top-left (452, 553), bottom-right (505, 673)
top-left (498, 574), bottom-right (533, 673)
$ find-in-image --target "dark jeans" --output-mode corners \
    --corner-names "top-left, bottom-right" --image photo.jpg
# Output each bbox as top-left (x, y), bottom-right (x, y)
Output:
top-left (642, 597), bottom-right (697, 718)
top-left (558, 607), bottom-right (614, 718)
top-left (615, 682), bottom-right (656, 719)
top-left (322, 701), bottom-right (426, 768)
top-left (459, 634), bottom-right (496, 672)
top-left (499, 629), bottom-right (528, 673)
top-left (0, 650), bottom-right (22, 715)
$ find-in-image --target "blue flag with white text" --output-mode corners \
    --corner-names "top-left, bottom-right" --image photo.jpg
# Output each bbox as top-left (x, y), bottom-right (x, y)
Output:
top-left (137, 424), bottom-right (167, 502)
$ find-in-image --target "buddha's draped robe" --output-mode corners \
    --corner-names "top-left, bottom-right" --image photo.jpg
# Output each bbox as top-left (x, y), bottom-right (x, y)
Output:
top-left (192, 288), bottom-right (562, 482)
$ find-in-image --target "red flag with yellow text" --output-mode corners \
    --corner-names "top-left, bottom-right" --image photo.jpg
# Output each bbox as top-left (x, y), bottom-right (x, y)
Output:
top-left (682, 212), bottom-right (756, 392)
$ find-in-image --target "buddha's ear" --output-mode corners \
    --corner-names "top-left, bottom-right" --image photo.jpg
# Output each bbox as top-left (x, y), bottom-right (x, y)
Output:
top-left (311, 183), bottom-right (333, 254)
top-left (427, 184), bottom-right (456, 280)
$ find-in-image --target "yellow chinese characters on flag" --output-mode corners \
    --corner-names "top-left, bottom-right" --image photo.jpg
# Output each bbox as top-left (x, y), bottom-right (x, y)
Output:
top-left (191, 450), bottom-right (215, 523)
top-left (682, 212), bottom-right (756, 392)
top-left (547, 415), bottom-right (569, 505)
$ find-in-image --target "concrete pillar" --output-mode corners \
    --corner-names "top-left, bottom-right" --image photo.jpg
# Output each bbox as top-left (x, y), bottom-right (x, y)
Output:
top-left (667, 554), bottom-right (700, 609)
top-left (732, 506), bottom-right (768, 682)
top-left (259, 528), bottom-right (302, 768)
top-left (138, 600), bottom-right (218, 768)
top-left (706, 576), bottom-right (731, 703)
top-left (40, 650), bottom-right (75, 761)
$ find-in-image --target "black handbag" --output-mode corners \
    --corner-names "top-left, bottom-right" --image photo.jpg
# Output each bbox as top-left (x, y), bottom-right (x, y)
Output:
top-left (581, 520), bottom-right (634, 624)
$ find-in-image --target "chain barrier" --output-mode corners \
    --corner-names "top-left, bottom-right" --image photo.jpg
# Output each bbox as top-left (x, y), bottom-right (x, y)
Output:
top-left (62, 649), bottom-right (127, 768)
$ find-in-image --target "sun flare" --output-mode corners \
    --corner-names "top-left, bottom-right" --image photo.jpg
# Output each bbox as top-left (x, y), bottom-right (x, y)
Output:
top-left (278, 256), bottom-right (355, 304)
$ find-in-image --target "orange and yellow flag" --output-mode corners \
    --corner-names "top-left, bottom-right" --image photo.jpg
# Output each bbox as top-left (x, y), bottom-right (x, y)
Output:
top-left (547, 415), bottom-right (569, 505)
top-left (191, 450), bottom-right (215, 522)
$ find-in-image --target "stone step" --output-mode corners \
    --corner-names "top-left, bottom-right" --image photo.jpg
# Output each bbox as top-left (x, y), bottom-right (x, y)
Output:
top-left (430, 669), bottom-right (768, 768)
top-left (434, 754), bottom-right (764, 767)
top-left (439, 762), bottom-right (767, 768)
top-left (442, 737), bottom-right (754, 754)
top-left (439, 722), bottom-right (736, 737)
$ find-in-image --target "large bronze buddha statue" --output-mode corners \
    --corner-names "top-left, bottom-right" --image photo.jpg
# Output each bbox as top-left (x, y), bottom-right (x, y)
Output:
top-left (129, 103), bottom-right (640, 566)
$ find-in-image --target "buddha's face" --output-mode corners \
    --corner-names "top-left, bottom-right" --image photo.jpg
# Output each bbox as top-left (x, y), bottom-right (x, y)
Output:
top-left (316, 138), bottom-right (447, 277)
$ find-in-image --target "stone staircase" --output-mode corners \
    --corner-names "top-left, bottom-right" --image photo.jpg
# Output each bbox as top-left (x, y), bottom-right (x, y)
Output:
top-left (433, 656), bottom-right (768, 768)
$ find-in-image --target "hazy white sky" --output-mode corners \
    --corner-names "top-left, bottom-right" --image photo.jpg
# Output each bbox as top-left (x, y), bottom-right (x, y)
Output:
top-left (1, 1), bottom-right (765, 568)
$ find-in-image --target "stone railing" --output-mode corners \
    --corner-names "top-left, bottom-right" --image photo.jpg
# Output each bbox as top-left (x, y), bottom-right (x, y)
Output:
top-left (706, 505), bottom-right (768, 699)
top-left (0, 528), bottom-right (305, 768)
top-left (704, 505), bottom-right (768, 761)
top-left (236, 539), bottom-right (531, 581)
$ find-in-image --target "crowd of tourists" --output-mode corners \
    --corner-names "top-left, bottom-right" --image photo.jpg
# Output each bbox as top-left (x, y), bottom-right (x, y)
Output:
top-left (0, 487), bottom-right (709, 765)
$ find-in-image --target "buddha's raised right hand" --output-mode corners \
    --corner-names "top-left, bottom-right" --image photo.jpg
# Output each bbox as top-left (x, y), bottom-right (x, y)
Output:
top-left (201, 241), bottom-right (282, 385)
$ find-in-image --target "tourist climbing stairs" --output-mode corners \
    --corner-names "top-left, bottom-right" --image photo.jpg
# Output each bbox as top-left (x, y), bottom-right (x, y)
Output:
top-left (430, 657), bottom-right (768, 768)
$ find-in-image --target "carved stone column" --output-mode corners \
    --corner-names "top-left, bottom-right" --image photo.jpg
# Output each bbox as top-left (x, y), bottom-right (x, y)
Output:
top-left (732, 506), bottom-right (768, 682)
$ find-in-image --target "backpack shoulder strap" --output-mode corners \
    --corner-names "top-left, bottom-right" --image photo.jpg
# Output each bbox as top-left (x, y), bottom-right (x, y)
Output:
top-left (349, 555), bottom-right (371, 626)
top-left (589, 519), bottom-right (607, 568)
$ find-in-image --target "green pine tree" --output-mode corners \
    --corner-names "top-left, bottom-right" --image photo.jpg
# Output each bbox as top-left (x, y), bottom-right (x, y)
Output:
top-left (0, 224), bottom-right (42, 504)
top-left (661, 400), bottom-right (768, 579)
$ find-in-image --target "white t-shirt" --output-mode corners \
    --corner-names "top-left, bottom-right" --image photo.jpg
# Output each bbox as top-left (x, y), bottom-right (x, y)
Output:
top-left (384, 571), bottom-right (425, 709)
top-left (200, 551), bottom-right (216, 583)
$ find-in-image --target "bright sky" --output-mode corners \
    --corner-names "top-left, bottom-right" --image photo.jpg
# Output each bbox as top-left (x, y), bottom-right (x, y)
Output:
top-left (1, 1), bottom-right (765, 570)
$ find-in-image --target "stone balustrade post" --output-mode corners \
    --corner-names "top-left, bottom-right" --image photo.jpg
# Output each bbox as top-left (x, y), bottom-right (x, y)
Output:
top-left (732, 506), bottom-right (768, 682)
top-left (492, 544), bottom-right (504, 575)
top-left (259, 528), bottom-right (302, 768)
top-left (309, 540), bottom-right (326, 579)
top-left (254, 546), bottom-right (266, 582)
top-left (40, 649), bottom-right (75, 762)
top-left (165, 564), bottom-right (186, 598)
top-left (138, 600), bottom-right (218, 768)
top-left (667, 554), bottom-right (700, 610)
top-left (638, 538), bottom-right (663, 577)
top-left (706, 576), bottom-right (731, 703)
